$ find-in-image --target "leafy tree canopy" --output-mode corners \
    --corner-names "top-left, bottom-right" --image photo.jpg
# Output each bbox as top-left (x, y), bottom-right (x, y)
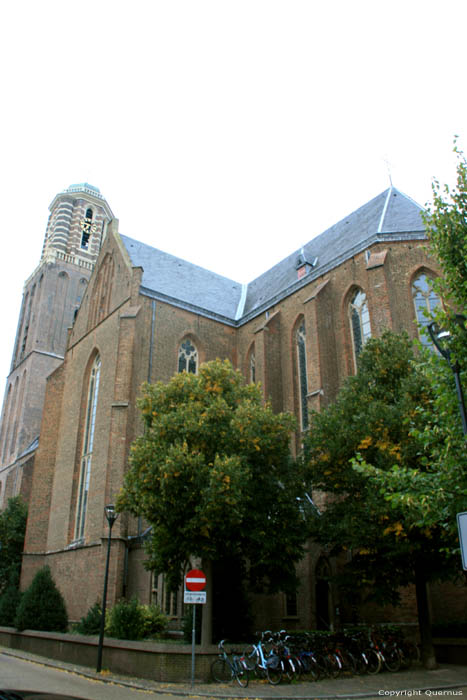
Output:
top-left (356, 142), bottom-right (467, 551)
top-left (303, 331), bottom-right (458, 603)
top-left (117, 359), bottom-right (307, 594)
top-left (423, 139), bottom-right (467, 310)
top-left (0, 496), bottom-right (27, 593)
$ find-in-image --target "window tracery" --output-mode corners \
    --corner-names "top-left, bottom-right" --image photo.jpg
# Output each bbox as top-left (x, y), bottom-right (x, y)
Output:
top-left (75, 354), bottom-right (101, 541)
top-left (412, 272), bottom-right (441, 347)
top-left (178, 339), bottom-right (198, 374)
top-left (296, 321), bottom-right (309, 430)
top-left (349, 289), bottom-right (371, 365)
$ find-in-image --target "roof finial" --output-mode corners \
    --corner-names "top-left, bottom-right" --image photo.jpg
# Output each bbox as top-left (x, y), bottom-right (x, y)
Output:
top-left (383, 156), bottom-right (393, 188)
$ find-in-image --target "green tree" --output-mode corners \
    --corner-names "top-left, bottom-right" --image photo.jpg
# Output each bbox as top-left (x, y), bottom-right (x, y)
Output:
top-left (15, 565), bottom-right (68, 632)
top-left (423, 139), bottom-right (467, 310)
top-left (0, 496), bottom-right (27, 594)
top-left (117, 359), bottom-right (307, 645)
top-left (354, 144), bottom-right (467, 650)
top-left (303, 331), bottom-right (458, 669)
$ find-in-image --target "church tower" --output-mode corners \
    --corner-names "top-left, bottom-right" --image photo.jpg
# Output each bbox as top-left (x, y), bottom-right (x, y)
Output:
top-left (0, 183), bottom-right (113, 506)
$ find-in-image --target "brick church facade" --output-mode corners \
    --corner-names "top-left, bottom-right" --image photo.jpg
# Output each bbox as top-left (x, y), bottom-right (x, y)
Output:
top-left (1, 183), bottom-right (459, 631)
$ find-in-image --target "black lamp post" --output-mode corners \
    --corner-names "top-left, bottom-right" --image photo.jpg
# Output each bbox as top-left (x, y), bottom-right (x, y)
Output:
top-left (96, 503), bottom-right (119, 673)
top-left (427, 314), bottom-right (467, 436)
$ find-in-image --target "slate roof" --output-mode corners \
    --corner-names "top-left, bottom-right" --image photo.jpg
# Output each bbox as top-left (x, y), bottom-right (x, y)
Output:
top-left (120, 187), bottom-right (426, 326)
top-left (242, 187), bottom-right (425, 317)
top-left (120, 234), bottom-right (244, 323)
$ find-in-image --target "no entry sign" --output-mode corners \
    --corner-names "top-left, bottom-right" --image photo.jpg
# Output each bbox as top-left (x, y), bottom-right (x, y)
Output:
top-left (185, 569), bottom-right (206, 591)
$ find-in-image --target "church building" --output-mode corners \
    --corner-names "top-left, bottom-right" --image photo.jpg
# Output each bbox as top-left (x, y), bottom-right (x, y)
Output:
top-left (1, 183), bottom-right (453, 631)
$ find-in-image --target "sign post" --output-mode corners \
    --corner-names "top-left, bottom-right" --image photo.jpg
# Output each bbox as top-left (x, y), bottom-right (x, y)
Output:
top-left (457, 512), bottom-right (467, 570)
top-left (184, 569), bottom-right (206, 687)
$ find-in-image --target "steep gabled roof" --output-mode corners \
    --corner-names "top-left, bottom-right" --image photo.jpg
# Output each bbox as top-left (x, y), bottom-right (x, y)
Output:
top-left (120, 234), bottom-right (244, 323)
top-left (242, 188), bottom-right (425, 317)
top-left (120, 187), bottom-right (425, 325)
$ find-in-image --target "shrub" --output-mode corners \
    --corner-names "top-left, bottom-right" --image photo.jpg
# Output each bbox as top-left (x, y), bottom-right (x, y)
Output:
top-left (74, 601), bottom-right (102, 635)
top-left (106, 597), bottom-right (145, 640)
top-left (141, 603), bottom-right (168, 638)
top-left (15, 566), bottom-right (68, 632)
top-left (0, 582), bottom-right (23, 626)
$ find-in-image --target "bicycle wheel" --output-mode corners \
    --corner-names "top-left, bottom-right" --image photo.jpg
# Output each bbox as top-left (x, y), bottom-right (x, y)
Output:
top-left (292, 655), bottom-right (305, 680)
top-left (353, 651), bottom-right (368, 675)
top-left (324, 653), bottom-right (342, 679)
top-left (233, 657), bottom-right (249, 688)
top-left (313, 653), bottom-right (328, 679)
top-left (266, 664), bottom-right (282, 685)
top-left (342, 650), bottom-right (357, 675)
top-left (280, 657), bottom-right (295, 682)
top-left (364, 649), bottom-right (382, 675)
top-left (211, 658), bottom-right (231, 683)
top-left (305, 655), bottom-right (321, 681)
top-left (242, 645), bottom-right (258, 670)
top-left (384, 648), bottom-right (401, 673)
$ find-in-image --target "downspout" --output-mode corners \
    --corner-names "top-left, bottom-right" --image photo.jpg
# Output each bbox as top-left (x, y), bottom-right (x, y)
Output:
top-left (148, 300), bottom-right (157, 383)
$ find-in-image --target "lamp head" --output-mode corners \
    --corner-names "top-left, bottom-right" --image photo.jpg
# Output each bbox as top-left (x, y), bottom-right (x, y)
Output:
top-left (104, 504), bottom-right (119, 526)
top-left (427, 314), bottom-right (467, 364)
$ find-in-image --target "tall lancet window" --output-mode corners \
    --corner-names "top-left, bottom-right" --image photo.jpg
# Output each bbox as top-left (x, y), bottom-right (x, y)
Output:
top-left (349, 289), bottom-right (371, 366)
top-left (75, 355), bottom-right (101, 541)
top-left (412, 273), bottom-right (441, 347)
top-left (247, 343), bottom-right (256, 384)
top-left (178, 339), bottom-right (198, 374)
top-left (296, 321), bottom-right (309, 431)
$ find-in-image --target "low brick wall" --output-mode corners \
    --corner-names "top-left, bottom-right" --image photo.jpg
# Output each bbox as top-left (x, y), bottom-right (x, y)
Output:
top-left (1, 628), bottom-right (465, 682)
top-left (0, 627), bottom-right (218, 683)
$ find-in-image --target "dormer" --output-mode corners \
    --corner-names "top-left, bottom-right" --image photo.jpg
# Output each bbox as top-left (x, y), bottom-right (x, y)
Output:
top-left (295, 248), bottom-right (318, 280)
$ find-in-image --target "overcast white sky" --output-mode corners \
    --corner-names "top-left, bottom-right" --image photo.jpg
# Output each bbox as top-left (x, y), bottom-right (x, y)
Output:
top-left (1, 0), bottom-right (466, 387)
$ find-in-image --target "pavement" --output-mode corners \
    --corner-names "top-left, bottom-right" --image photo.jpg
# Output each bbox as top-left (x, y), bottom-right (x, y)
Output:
top-left (1, 645), bottom-right (467, 699)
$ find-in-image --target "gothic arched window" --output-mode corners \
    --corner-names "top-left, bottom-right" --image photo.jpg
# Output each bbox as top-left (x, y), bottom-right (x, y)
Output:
top-left (349, 289), bottom-right (371, 365)
top-left (178, 339), bottom-right (198, 374)
top-left (247, 344), bottom-right (256, 384)
top-left (296, 321), bottom-right (309, 431)
top-left (75, 354), bottom-right (101, 541)
top-left (412, 272), bottom-right (441, 347)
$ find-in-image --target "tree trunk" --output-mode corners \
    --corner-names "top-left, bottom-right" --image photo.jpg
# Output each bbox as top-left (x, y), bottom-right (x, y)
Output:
top-left (200, 559), bottom-right (213, 648)
top-left (414, 564), bottom-right (437, 669)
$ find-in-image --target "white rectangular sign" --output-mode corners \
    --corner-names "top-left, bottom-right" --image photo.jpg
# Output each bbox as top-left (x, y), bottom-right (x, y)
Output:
top-left (184, 590), bottom-right (206, 604)
top-left (457, 511), bottom-right (467, 570)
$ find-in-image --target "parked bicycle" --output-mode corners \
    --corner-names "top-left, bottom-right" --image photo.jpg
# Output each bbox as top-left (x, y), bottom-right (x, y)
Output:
top-left (211, 639), bottom-right (250, 687)
top-left (243, 631), bottom-right (283, 685)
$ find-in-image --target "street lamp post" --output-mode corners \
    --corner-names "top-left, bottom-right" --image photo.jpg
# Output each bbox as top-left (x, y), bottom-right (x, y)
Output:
top-left (96, 504), bottom-right (119, 673)
top-left (427, 314), bottom-right (467, 436)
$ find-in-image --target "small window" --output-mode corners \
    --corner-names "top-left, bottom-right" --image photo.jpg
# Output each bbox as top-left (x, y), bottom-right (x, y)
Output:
top-left (80, 209), bottom-right (95, 250)
top-left (412, 273), bottom-right (441, 347)
top-left (349, 289), bottom-right (371, 364)
top-left (285, 592), bottom-right (298, 617)
top-left (178, 339), bottom-right (198, 374)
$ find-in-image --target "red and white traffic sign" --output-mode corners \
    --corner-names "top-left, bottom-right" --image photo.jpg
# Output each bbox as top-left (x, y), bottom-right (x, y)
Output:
top-left (185, 569), bottom-right (206, 591)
